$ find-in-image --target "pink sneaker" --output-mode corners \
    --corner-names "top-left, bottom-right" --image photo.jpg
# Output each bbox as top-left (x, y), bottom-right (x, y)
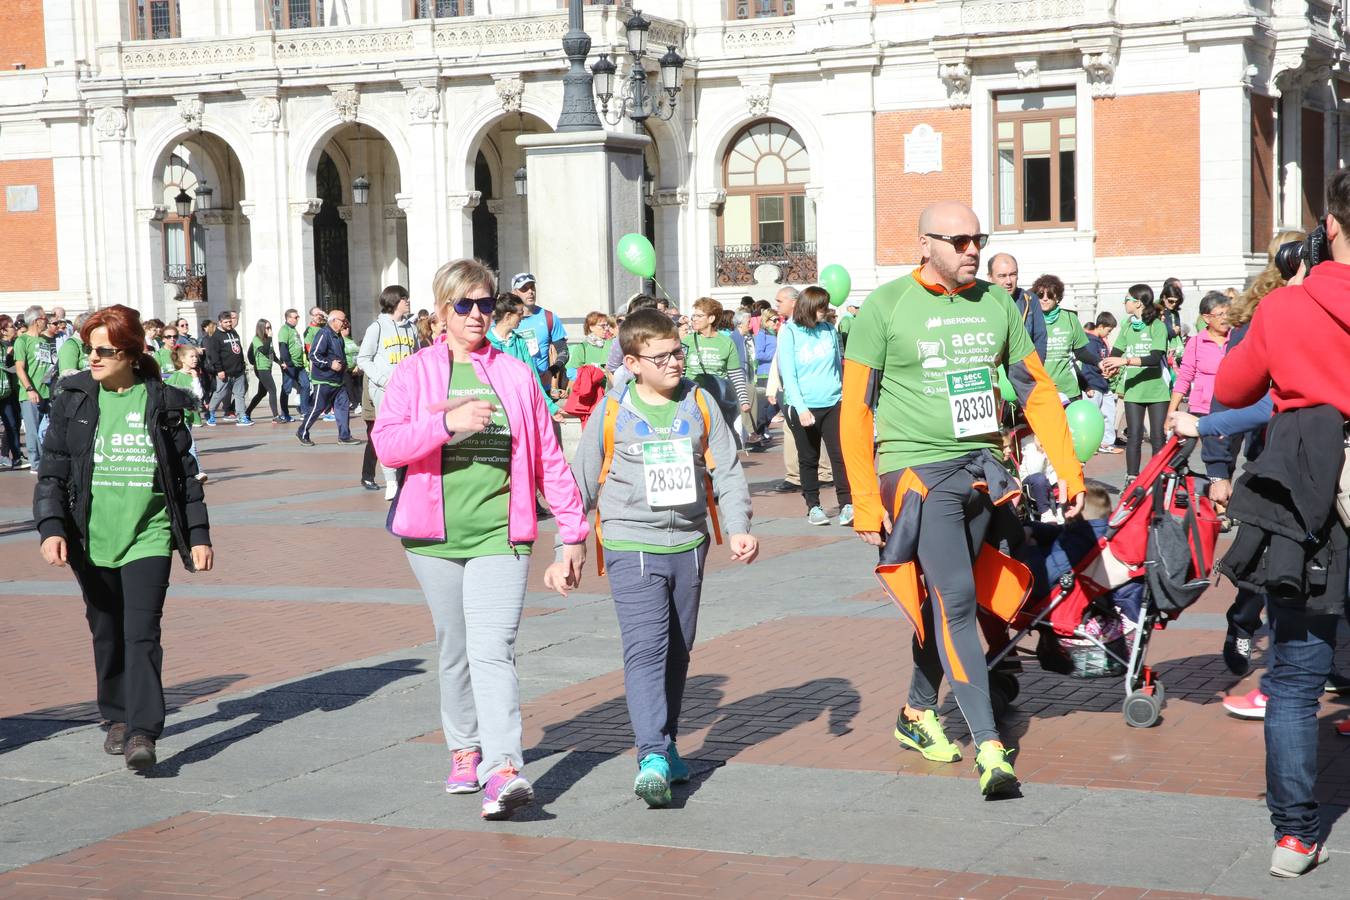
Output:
top-left (1336, 720), bottom-right (1350, 738)
top-left (1222, 688), bottom-right (1267, 719)
top-left (445, 748), bottom-right (482, 794)
top-left (481, 766), bottom-right (533, 820)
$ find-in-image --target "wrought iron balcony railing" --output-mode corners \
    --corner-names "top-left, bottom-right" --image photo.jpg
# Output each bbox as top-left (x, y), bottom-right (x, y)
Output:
top-left (714, 242), bottom-right (817, 287)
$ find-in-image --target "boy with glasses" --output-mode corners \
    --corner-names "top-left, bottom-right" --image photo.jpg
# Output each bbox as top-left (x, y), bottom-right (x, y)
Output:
top-left (567, 309), bottom-right (757, 808)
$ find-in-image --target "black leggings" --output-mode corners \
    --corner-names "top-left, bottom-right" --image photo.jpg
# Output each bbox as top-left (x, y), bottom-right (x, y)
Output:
top-left (246, 370), bottom-right (279, 418)
top-left (786, 403), bottom-right (850, 510)
top-left (1124, 400), bottom-right (1167, 477)
top-left (71, 555), bottom-right (173, 739)
top-left (361, 419), bottom-right (379, 482)
top-left (882, 462), bottom-right (998, 746)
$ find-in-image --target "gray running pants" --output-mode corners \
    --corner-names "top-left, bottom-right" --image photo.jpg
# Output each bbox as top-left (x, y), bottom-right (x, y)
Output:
top-left (405, 552), bottom-right (530, 782)
top-left (606, 542), bottom-right (708, 761)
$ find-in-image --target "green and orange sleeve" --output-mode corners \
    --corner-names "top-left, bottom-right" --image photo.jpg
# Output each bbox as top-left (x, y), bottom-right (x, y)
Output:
top-left (1007, 351), bottom-right (1086, 502)
top-left (841, 358), bottom-right (885, 534)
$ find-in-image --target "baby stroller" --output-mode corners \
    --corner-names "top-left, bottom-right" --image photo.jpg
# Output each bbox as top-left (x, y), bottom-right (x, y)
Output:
top-left (985, 435), bottom-right (1222, 728)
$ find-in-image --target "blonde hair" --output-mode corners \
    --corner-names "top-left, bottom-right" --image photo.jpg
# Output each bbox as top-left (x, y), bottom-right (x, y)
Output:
top-left (431, 259), bottom-right (497, 318)
top-left (171, 343), bottom-right (197, 371)
top-left (1233, 230), bottom-right (1305, 326)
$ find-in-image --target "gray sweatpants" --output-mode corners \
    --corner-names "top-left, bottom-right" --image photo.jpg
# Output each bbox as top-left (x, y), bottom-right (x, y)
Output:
top-left (606, 542), bottom-right (709, 761)
top-left (405, 552), bottom-right (530, 782)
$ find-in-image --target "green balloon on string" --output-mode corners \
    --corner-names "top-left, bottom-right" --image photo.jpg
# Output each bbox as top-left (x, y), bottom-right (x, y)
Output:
top-left (1065, 398), bottom-right (1106, 463)
top-left (819, 265), bottom-right (852, 307)
top-left (616, 233), bottom-right (656, 279)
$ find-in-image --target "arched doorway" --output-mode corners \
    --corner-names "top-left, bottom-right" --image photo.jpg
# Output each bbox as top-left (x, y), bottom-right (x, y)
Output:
top-left (472, 151), bottom-right (498, 271)
top-left (716, 119), bottom-right (815, 286)
top-left (314, 152), bottom-right (350, 315)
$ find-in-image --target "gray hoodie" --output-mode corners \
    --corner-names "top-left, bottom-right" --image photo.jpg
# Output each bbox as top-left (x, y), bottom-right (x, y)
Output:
top-left (567, 381), bottom-right (752, 552)
top-left (357, 313), bottom-right (418, 408)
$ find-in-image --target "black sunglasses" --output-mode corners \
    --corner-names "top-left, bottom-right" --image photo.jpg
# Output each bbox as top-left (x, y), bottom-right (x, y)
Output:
top-left (452, 295), bottom-right (495, 316)
top-left (925, 232), bottom-right (990, 252)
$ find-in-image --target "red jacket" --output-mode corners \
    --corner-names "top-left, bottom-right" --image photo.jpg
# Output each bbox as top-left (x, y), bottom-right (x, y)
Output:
top-left (1215, 261), bottom-right (1350, 418)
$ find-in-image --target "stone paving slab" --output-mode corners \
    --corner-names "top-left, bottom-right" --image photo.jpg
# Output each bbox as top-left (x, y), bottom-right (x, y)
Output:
top-left (0, 812), bottom-right (1244, 899)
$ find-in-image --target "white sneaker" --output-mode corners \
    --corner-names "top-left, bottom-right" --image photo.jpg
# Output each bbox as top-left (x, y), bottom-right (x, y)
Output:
top-left (385, 480), bottom-right (397, 501)
top-left (351, 405), bottom-right (363, 416)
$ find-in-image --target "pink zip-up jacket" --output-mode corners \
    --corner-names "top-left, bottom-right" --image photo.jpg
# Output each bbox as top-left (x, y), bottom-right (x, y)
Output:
top-left (371, 341), bottom-right (588, 547)
top-left (1172, 329), bottom-right (1230, 415)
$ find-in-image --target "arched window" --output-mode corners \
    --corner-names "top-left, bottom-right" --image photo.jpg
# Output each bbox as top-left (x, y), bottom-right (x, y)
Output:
top-left (130, 1), bottom-right (181, 39)
top-left (717, 120), bottom-right (815, 285)
top-left (161, 151), bottom-right (207, 300)
top-left (412, 0), bottom-right (473, 16)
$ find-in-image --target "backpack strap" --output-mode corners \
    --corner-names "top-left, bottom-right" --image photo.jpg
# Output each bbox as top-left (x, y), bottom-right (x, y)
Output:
top-left (594, 395), bottom-right (621, 576)
top-left (691, 388), bottom-right (723, 546)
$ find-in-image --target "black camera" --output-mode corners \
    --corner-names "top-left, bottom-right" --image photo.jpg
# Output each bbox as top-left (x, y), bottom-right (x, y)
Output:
top-left (1274, 223), bottom-right (1329, 281)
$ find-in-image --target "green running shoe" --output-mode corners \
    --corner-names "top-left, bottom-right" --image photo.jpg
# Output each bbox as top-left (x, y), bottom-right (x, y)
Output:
top-left (893, 709), bottom-right (962, 763)
top-left (667, 742), bottom-right (691, 784)
top-left (974, 741), bottom-right (1018, 798)
top-left (634, 753), bottom-right (672, 808)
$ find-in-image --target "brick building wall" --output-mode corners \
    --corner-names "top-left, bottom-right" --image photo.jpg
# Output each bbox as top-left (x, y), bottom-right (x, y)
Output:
top-left (1250, 94), bottom-right (1276, 254)
top-left (874, 109), bottom-right (972, 266)
top-left (0, 0), bottom-right (46, 70)
top-left (0, 159), bottom-right (59, 292)
top-left (1093, 92), bottom-right (1201, 257)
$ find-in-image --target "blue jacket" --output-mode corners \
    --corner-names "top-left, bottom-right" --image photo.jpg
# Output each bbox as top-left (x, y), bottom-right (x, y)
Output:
top-left (1081, 334), bottom-right (1110, 393)
top-left (1014, 288), bottom-right (1049, 362)
top-left (309, 326), bottom-right (345, 386)
top-left (1023, 518), bottom-right (1111, 601)
top-left (753, 329), bottom-right (777, 378)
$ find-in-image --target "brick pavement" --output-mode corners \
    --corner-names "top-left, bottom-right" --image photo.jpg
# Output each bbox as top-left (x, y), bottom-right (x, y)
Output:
top-left (0, 812), bottom-right (1238, 899)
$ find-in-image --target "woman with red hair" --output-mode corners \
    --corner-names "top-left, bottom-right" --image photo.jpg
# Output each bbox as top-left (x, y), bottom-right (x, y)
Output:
top-left (33, 304), bottom-right (212, 772)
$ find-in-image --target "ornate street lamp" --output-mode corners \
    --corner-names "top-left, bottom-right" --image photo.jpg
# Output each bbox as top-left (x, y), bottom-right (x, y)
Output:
top-left (173, 187), bottom-right (192, 218)
top-left (352, 175), bottom-right (371, 206)
top-left (194, 181), bottom-right (213, 212)
top-left (514, 165), bottom-right (528, 197)
top-left (591, 10), bottom-right (685, 125)
top-left (557, 0), bottom-right (603, 132)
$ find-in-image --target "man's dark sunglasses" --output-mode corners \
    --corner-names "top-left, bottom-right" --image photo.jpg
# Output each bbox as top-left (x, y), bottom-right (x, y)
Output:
top-left (925, 232), bottom-right (989, 252)
top-left (452, 295), bottom-right (494, 316)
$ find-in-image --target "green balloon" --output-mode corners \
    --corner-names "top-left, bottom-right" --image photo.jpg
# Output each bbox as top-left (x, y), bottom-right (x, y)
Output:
top-left (1065, 398), bottom-right (1106, 463)
top-left (819, 264), bottom-right (852, 307)
top-left (998, 367), bottom-right (1016, 403)
top-left (616, 233), bottom-right (656, 279)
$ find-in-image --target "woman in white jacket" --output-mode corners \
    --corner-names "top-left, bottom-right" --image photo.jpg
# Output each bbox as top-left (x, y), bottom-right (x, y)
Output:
top-left (357, 285), bottom-right (418, 497)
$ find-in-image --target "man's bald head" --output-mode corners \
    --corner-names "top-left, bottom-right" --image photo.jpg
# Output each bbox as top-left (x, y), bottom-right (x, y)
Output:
top-left (917, 200), bottom-right (980, 238)
top-left (917, 201), bottom-right (985, 291)
top-left (987, 253), bottom-right (1019, 295)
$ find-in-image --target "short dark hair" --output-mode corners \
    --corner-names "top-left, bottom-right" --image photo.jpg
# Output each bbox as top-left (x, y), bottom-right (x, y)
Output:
top-left (1030, 274), bottom-right (1064, 302)
top-left (627, 294), bottom-right (660, 315)
top-left (379, 284), bottom-right (409, 314)
top-left (1160, 277), bottom-right (1184, 307)
top-left (619, 308), bottom-right (679, 357)
top-left (217, 310), bottom-right (232, 323)
top-left (1328, 166), bottom-right (1350, 230)
top-left (793, 285), bottom-right (831, 328)
top-left (493, 293), bottom-right (524, 323)
top-left (1094, 311), bottom-right (1118, 330)
top-left (1198, 290), bottom-right (1230, 316)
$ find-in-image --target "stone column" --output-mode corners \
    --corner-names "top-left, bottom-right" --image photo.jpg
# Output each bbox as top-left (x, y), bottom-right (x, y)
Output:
top-left (447, 191), bottom-right (481, 263)
top-left (650, 189), bottom-right (688, 304)
top-left (403, 80), bottom-right (446, 310)
top-left (244, 91), bottom-right (293, 333)
top-left (692, 190), bottom-right (726, 309)
top-left (518, 130), bottom-right (652, 321)
top-left (92, 105), bottom-right (137, 309)
top-left (1276, 73), bottom-right (1304, 231)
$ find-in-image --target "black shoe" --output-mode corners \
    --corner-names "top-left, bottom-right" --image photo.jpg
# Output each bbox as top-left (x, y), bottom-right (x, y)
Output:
top-left (361, 479), bottom-right (381, 491)
top-left (337, 437), bottom-right (362, 445)
top-left (297, 434), bottom-right (315, 447)
top-left (103, 722), bottom-right (126, 756)
top-left (1223, 624), bottom-right (1253, 676)
top-left (820, 480), bottom-right (835, 488)
top-left (774, 480), bottom-right (800, 493)
top-left (124, 734), bottom-right (156, 770)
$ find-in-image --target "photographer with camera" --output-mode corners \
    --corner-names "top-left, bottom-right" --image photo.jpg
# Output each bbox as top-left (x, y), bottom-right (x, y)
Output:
top-left (1213, 169), bottom-right (1350, 879)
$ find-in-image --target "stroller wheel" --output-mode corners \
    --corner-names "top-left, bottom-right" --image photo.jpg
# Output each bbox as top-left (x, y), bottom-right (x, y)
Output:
top-left (1123, 689), bottom-right (1162, 728)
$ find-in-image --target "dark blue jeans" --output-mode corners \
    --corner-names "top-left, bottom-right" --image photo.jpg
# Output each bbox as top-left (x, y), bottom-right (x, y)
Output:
top-left (1261, 599), bottom-right (1340, 843)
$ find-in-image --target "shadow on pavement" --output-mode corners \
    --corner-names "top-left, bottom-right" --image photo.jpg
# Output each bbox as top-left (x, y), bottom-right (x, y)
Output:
top-left (518, 674), bottom-right (860, 818)
top-left (0, 674), bottom-right (247, 755)
top-left (142, 659), bottom-right (423, 778)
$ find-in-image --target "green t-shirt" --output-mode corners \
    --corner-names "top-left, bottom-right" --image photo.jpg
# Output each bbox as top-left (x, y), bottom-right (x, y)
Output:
top-left (152, 345), bottom-right (173, 374)
top-left (1115, 318), bottom-right (1172, 403)
top-left (343, 337), bottom-right (359, 371)
top-left (682, 332), bottom-right (737, 379)
top-left (573, 339), bottom-right (611, 369)
top-left (303, 325), bottom-right (321, 371)
top-left (87, 383), bottom-right (173, 568)
top-left (602, 385), bottom-right (706, 556)
top-left (164, 370), bottom-right (202, 425)
top-left (250, 337), bottom-right (274, 371)
top-left (1043, 309), bottom-right (1088, 398)
top-left (58, 338), bottom-right (89, 377)
top-left (277, 323), bottom-right (304, 369)
top-left (14, 333), bottom-right (57, 400)
top-left (845, 273), bottom-right (1036, 474)
top-left (403, 365), bottom-right (528, 559)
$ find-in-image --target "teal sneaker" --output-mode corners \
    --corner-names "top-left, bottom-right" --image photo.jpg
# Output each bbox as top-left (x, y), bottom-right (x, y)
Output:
top-left (634, 753), bottom-right (672, 808)
top-left (894, 708), bottom-right (962, 763)
top-left (667, 742), bottom-right (690, 784)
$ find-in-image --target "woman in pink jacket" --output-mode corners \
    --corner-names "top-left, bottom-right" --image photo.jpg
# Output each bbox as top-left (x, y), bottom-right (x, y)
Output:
top-left (372, 258), bottom-right (588, 821)
top-left (1166, 290), bottom-right (1232, 424)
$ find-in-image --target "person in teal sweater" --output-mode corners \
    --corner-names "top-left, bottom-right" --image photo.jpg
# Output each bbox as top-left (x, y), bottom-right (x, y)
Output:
top-left (777, 285), bottom-right (851, 527)
top-left (490, 294), bottom-right (562, 418)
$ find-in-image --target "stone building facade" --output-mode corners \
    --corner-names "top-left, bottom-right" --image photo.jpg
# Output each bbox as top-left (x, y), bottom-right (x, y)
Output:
top-left (0, 1), bottom-right (1345, 332)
